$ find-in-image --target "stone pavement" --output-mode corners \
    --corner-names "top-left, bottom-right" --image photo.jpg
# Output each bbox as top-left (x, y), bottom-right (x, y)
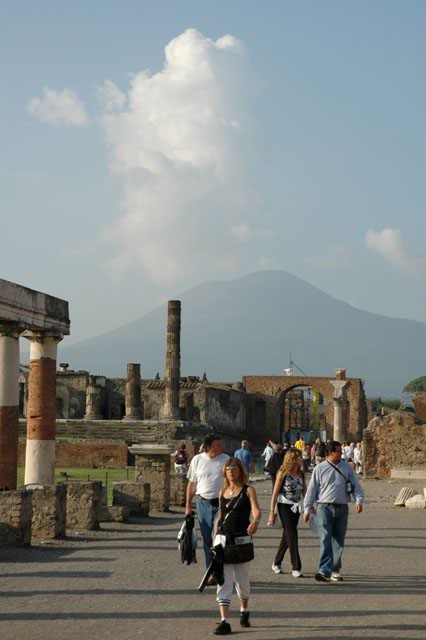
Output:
top-left (1, 477), bottom-right (425, 640)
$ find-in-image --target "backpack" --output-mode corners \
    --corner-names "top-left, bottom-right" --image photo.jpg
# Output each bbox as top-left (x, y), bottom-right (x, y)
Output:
top-left (175, 450), bottom-right (188, 465)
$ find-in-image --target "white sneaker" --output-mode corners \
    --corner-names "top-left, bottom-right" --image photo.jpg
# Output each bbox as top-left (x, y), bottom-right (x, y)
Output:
top-left (331, 572), bottom-right (343, 582)
top-left (292, 570), bottom-right (303, 578)
top-left (272, 564), bottom-right (283, 574)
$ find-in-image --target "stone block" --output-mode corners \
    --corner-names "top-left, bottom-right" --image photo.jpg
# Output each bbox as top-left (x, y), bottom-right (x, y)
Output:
top-left (112, 482), bottom-right (150, 516)
top-left (405, 495), bottom-right (426, 509)
top-left (99, 505), bottom-right (130, 522)
top-left (394, 487), bottom-right (419, 506)
top-left (31, 484), bottom-right (66, 541)
top-left (65, 481), bottom-right (102, 530)
top-left (0, 490), bottom-right (32, 546)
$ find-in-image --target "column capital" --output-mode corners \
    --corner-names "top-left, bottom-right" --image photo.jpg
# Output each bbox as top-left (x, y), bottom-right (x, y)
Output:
top-left (330, 379), bottom-right (349, 400)
top-left (0, 321), bottom-right (24, 339)
top-left (23, 330), bottom-right (63, 344)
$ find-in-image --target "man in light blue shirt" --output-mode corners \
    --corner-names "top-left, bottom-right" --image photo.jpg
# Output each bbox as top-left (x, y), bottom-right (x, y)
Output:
top-left (234, 440), bottom-right (255, 474)
top-left (304, 440), bottom-right (364, 582)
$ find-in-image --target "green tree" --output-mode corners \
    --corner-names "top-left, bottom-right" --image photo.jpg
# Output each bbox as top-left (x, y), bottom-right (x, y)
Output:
top-left (403, 376), bottom-right (426, 394)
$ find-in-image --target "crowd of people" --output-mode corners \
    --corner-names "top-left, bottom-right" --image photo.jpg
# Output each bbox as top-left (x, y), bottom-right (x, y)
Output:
top-left (183, 432), bottom-right (365, 635)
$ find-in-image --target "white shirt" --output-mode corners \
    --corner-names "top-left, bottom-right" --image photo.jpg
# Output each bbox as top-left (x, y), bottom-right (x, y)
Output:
top-left (186, 452), bottom-right (230, 499)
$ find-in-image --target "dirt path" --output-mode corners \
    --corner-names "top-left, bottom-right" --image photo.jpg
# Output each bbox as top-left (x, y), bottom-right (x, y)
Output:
top-left (1, 477), bottom-right (425, 640)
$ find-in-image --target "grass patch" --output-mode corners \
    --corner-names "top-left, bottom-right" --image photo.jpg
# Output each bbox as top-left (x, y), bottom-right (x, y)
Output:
top-left (17, 467), bottom-right (135, 505)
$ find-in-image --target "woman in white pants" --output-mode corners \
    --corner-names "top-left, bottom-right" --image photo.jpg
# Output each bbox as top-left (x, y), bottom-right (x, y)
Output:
top-left (213, 458), bottom-right (261, 635)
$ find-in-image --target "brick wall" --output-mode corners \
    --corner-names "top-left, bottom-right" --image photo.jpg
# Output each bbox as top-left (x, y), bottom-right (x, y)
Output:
top-left (363, 411), bottom-right (426, 478)
top-left (18, 440), bottom-right (128, 468)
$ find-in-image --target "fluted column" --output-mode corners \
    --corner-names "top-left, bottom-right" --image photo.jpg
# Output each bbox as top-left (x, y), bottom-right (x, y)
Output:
top-left (84, 376), bottom-right (104, 420)
top-left (123, 363), bottom-right (142, 420)
top-left (24, 332), bottom-right (62, 487)
top-left (0, 323), bottom-right (22, 490)
top-left (163, 300), bottom-right (181, 419)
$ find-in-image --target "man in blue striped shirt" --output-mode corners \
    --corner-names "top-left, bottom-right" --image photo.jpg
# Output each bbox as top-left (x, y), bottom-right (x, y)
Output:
top-left (304, 440), bottom-right (364, 582)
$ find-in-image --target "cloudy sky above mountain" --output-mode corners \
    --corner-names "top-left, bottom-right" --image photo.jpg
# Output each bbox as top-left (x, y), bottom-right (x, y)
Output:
top-left (1, 2), bottom-right (425, 344)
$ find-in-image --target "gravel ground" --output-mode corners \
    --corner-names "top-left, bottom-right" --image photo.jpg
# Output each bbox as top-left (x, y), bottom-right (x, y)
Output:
top-left (0, 477), bottom-right (425, 640)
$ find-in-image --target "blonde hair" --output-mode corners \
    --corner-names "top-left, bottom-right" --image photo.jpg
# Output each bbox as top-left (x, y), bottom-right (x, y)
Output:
top-left (278, 447), bottom-right (303, 477)
top-left (221, 458), bottom-right (248, 493)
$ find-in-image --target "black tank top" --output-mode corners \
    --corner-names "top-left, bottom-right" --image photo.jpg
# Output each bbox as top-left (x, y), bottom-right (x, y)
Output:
top-left (219, 484), bottom-right (251, 535)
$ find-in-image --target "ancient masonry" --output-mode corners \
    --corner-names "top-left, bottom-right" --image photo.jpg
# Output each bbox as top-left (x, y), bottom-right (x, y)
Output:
top-left (0, 278), bottom-right (70, 490)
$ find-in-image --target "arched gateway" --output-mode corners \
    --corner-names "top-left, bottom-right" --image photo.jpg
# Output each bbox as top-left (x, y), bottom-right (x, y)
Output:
top-left (243, 371), bottom-right (367, 448)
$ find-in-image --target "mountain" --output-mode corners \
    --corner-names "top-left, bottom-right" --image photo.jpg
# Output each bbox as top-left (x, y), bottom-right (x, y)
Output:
top-left (59, 270), bottom-right (426, 398)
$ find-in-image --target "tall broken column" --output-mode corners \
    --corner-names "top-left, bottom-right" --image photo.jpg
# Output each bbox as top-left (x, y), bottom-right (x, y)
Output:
top-left (24, 331), bottom-right (62, 487)
top-left (84, 376), bottom-right (105, 421)
top-left (0, 323), bottom-right (22, 490)
top-left (330, 368), bottom-right (349, 442)
top-left (123, 363), bottom-right (142, 420)
top-left (163, 300), bottom-right (181, 419)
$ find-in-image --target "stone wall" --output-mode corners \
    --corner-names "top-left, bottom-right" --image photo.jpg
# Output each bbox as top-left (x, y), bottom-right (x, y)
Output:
top-left (363, 411), bottom-right (426, 478)
top-left (413, 394), bottom-right (426, 423)
top-left (31, 484), bottom-right (66, 541)
top-left (65, 481), bottom-right (102, 530)
top-left (112, 482), bottom-right (150, 516)
top-left (170, 473), bottom-right (188, 507)
top-left (18, 440), bottom-right (128, 469)
top-left (0, 490), bottom-right (32, 546)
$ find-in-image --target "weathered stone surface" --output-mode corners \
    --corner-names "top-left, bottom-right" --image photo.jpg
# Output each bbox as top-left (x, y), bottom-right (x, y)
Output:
top-left (405, 494), bottom-right (426, 509)
top-left (65, 481), bottom-right (102, 530)
top-left (112, 482), bottom-right (150, 516)
top-left (170, 473), bottom-right (188, 507)
top-left (394, 486), bottom-right (419, 506)
top-left (31, 484), bottom-right (66, 541)
top-left (99, 505), bottom-right (130, 522)
top-left (364, 412), bottom-right (426, 479)
top-left (0, 489), bottom-right (32, 546)
top-left (132, 446), bottom-right (171, 511)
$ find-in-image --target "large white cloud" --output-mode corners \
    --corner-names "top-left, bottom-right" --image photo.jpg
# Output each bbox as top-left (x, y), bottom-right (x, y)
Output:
top-left (27, 87), bottom-right (88, 126)
top-left (366, 228), bottom-right (426, 275)
top-left (99, 28), bottom-right (265, 284)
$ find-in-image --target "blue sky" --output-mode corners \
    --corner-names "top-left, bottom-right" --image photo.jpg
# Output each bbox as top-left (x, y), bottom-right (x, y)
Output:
top-left (1, 1), bottom-right (425, 344)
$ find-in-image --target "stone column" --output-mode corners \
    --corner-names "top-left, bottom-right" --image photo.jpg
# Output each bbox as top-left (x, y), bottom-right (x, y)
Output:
top-left (163, 300), bottom-right (181, 419)
top-left (24, 332), bottom-right (62, 487)
top-left (330, 371), bottom-right (349, 442)
top-left (123, 363), bottom-right (142, 420)
top-left (0, 323), bottom-right (22, 490)
top-left (84, 375), bottom-right (104, 420)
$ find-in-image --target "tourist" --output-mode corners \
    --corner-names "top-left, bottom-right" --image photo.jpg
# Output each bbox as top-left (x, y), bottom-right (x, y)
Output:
top-left (303, 440), bottom-right (364, 582)
top-left (269, 448), bottom-right (305, 577)
top-left (265, 443), bottom-right (285, 489)
top-left (213, 458), bottom-right (261, 635)
top-left (311, 437), bottom-right (326, 466)
top-left (301, 444), bottom-right (310, 473)
top-left (343, 441), bottom-right (355, 469)
top-left (172, 442), bottom-right (189, 474)
top-left (261, 439), bottom-right (275, 469)
top-left (353, 442), bottom-right (363, 474)
top-left (234, 440), bottom-right (255, 475)
top-left (186, 434), bottom-right (229, 573)
top-left (294, 433), bottom-right (305, 450)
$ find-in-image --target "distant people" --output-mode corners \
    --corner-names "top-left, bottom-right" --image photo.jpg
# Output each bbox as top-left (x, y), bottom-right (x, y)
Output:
top-left (301, 444), bottom-right (310, 473)
top-left (261, 440), bottom-right (275, 469)
top-left (311, 437), bottom-right (326, 466)
top-left (283, 439), bottom-right (291, 454)
top-left (304, 440), bottom-right (364, 582)
top-left (343, 442), bottom-right (354, 468)
top-left (294, 434), bottom-right (305, 450)
top-left (269, 448), bottom-right (306, 577)
top-left (172, 443), bottom-right (189, 474)
top-left (266, 444), bottom-right (285, 489)
top-left (234, 440), bottom-right (255, 475)
top-left (212, 458), bottom-right (261, 635)
top-left (186, 434), bottom-right (229, 571)
top-left (353, 442), bottom-right (363, 475)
